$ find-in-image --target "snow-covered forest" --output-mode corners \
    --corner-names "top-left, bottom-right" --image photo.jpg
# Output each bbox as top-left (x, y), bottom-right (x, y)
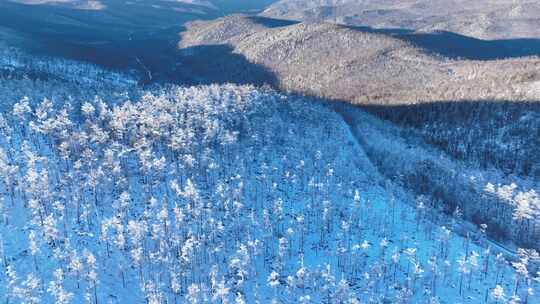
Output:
top-left (0, 47), bottom-right (540, 304)
top-left (362, 101), bottom-right (540, 250)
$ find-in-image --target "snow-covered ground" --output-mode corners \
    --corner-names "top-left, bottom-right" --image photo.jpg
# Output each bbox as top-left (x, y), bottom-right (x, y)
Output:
top-left (0, 50), bottom-right (539, 304)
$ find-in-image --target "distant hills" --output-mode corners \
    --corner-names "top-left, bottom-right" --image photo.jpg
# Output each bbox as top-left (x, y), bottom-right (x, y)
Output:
top-left (3, 0), bottom-right (540, 93)
top-left (179, 15), bottom-right (540, 105)
top-left (9, 0), bottom-right (107, 10)
top-left (262, 0), bottom-right (540, 40)
top-left (7, 0), bottom-right (276, 14)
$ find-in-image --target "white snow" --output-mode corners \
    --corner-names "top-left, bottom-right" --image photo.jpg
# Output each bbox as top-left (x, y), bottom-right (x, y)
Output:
top-left (0, 47), bottom-right (538, 304)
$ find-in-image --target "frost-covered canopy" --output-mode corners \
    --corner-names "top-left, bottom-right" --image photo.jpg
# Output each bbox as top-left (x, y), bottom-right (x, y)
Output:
top-left (0, 48), bottom-right (539, 304)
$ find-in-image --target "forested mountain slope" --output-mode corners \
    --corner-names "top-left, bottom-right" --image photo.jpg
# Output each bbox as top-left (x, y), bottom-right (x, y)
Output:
top-left (179, 15), bottom-right (540, 105)
top-left (178, 15), bottom-right (540, 194)
top-left (0, 2), bottom-right (539, 302)
top-left (262, 0), bottom-right (540, 40)
top-left (0, 48), bottom-right (539, 304)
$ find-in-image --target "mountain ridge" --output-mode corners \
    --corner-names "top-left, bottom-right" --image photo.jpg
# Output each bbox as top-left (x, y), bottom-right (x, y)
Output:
top-left (179, 15), bottom-right (540, 105)
top-left (261, 0), bottom-right (540, 40)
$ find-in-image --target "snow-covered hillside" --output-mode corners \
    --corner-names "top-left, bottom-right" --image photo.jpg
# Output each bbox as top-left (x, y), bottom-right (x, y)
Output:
top-left (261, 0), bottom-right (540, 40)
top-left (0, 50), bottom-right (539, 304)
